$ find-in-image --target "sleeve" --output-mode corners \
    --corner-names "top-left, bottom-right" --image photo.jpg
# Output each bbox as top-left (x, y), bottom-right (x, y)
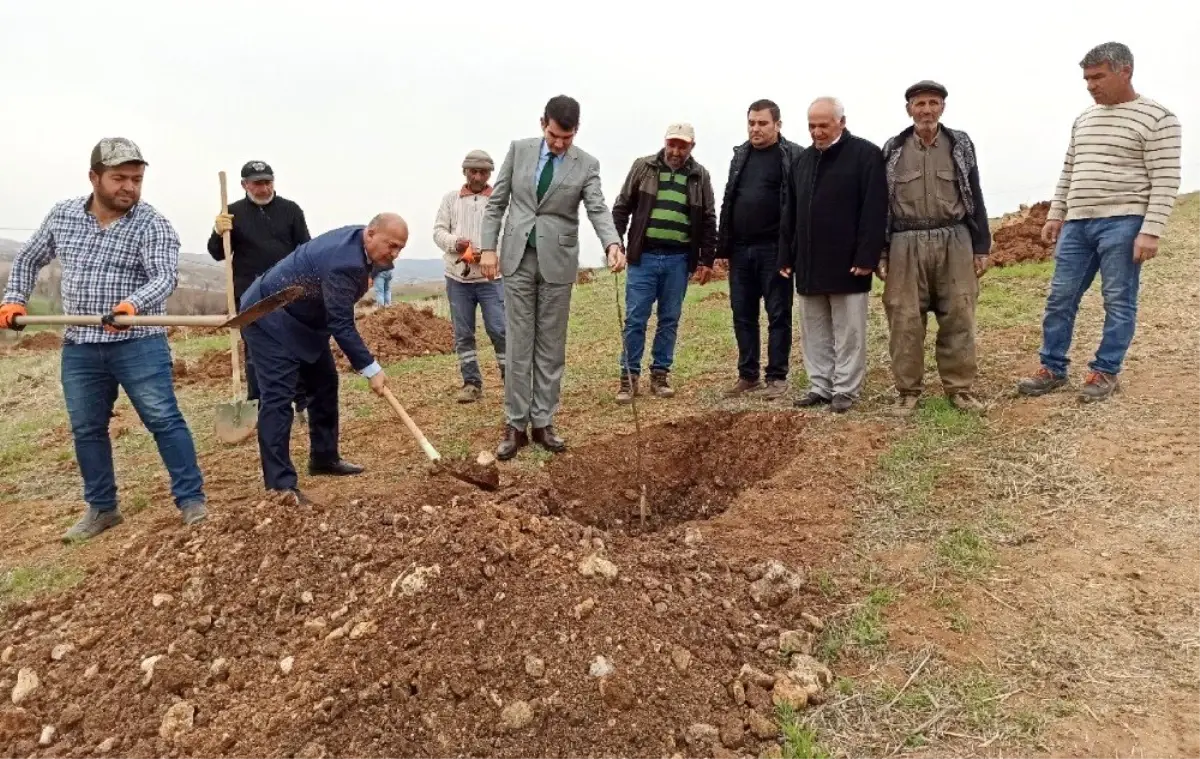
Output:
top-left (854, 145), bottom-right (889, 270)
top-left (966, 139), bottom-right (992, 255)
top-left (1140, 112), bottom-right (1183, 237)
top-left (2, 207), bottom-right (58, 305)
top-left (323, 264), bottom-right (377, 375)
top-left (582, 158), bottom-right (620, 249)
top-left (610, 160), bottom-right (640, 241)
top-left (699, 167), bottom-right (719, 267)
top-left (1047, 120), bottom-right (1077, 222)
top-left (481, 140), bottom-right (516, 251)
top-left (206, 228), bottom-right (225, 261)
top-left (777, 150), bottom-right (799, 272)
top-left (292, 203), bottom-right (312, 246)
top-left (124, 216), bottom-right (180, 312)
top-left (432, 193), bottom-right (459, 254)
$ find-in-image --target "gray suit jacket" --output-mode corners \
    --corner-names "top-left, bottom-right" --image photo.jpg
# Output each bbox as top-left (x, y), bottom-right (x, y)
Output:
top-left (481, 138), bottom-right (620, 285)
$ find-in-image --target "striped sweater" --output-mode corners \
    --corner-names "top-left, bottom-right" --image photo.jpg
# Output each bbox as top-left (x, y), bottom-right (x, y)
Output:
top-left (433, 186), bottom-right (495, 283)
top-left (1048, 96), bottom-right (1183, 237)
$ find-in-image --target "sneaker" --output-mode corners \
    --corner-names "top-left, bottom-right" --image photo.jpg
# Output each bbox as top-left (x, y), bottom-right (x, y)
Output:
top-left (947, 392), bottom-right (985, 412)
top-left (830, 394), bottom-right (854, 413)
top-left (759, 379), bottom-right (790, 400)
top-left (1079, 371), bottom-right (1119, 403)
top-left (649, 370), bottom-right (674, 398)
top-left (889, 395), bottom-right (921, 417)
top-left (793, 392), bottom-right (830, 408)
top-left (616, 374), bottom-right (638, 404)
top-left (723, 378), bottom-right (764, 398)
top-left (456, 383), bottom-right (482, 404)
top-left (1016, 367), bottom-right (1068, 397)
top-left (180, 502), bottom-right (208, 526)
top-left (62, 508), bottom-right (124, 543)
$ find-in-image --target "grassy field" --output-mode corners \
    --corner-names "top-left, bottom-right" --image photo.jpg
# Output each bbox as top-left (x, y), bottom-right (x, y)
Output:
top-left (1, 194), bottom-right (1196, 757)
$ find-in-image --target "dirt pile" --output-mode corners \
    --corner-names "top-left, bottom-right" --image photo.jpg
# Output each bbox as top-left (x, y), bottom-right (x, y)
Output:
top-left (336, 304), bottom-right (453, 369)
top-left (3, 332), bottom-right (61, 353)
top-left (990, 201), bottom-right (1054, 266)
top-left (0, 411), bottom-right (838, 758)
top-left (174, 350), bottom-right (233, 387)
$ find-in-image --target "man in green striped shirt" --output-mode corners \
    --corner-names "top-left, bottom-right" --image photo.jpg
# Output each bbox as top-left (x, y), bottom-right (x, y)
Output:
top-left (611, 123), bottom-right (718, 402)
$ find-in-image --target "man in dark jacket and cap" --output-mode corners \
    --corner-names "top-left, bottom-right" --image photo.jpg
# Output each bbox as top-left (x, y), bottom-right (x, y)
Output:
top-left (878, 80), bottom-right (992, 414)
top-left (779, 97), bottom-right (887, 413)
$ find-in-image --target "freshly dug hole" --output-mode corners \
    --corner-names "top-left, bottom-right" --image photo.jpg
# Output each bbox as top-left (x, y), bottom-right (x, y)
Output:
top-left (545, 411), bottom-right (808, 532)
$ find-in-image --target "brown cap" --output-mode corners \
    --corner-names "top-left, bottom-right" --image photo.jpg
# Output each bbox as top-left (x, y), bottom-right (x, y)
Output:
top-left (90, 137), bottom-right (147, 168)
top-left (904, 80), bottom-right (948, 101)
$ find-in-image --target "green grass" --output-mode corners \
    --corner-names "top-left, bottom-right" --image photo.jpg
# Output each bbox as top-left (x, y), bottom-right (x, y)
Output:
top-left (776, 705), bottom-right (832, 759)
top-left (819, 586), bottom-right (898, 661)
top-left (936, 526), bottom-right (996, 577)
top-left (876, 398), bottom-right (985, 513)
top-left (0, 564), bottom-right (84, 607)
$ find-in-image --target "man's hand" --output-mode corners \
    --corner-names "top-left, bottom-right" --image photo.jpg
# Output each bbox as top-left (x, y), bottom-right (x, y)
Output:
top-left (0, 303), bottom-right (27, 331)
top-left (850, 266), bottom-right (872, 276)
top-left (101, 301), bottom-right (136, 333)
top-left (876, 260), bottom-right (888, 281)
top-left (1134, 233), bottom-right (1159, 263)
top-left (368, 370), bottom-right (388, 396)
top-left (693, 265), bottom-right (713, 285)
top-left (974, 255), bottom-right (991, 278)
top-left (214, 213), bottom-right (233, 235)
top-left (779, 267), bottom-right (793, 278)
top-left (455, 238), bottom-right (470, 255)
top-left (1041, 219), bottom-right (1062, 245)
top-left (606, 244), bottom-right (626, 273)
top-left (480, 250), bottom-right (499, 280)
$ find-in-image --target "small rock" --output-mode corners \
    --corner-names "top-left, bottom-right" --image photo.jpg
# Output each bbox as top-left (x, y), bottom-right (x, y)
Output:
top-left (760, 744), bottom-right (784, 759)
top-left (730, 680), bottom-right (746, 706)
top-left (38, 725), bottom-right (56, 746)
top-left (50, 643), bottom-right (75, 661)
top-left (779, 629), bottom-right (815, 656)
top-left (745, 683), bottom-right (772, 711)
top-left (748, 709), bottom-right (779, 739)
top-left (189, 615), bottom-right (214, 634)
top-left (11, 668), bottom-right (39, 705)
top-left (303, 617), bottom-right (328, 638)
top-left (748, 560), bottom-right (805, 608)
top-left (787, 654), bottom-right (834, 702)
top-left (599, 675), bottom-right (636, 711)
top-left (60, 703), bottom-right (85, 730)
top-left (719, 713), bottom-right (744, 749)
top-left (279, 656), bottom-right (295, 675)
top-left (500, 700), bottom-right (534, 731)
top-left (209, 658), bottom-right (230, 680)
top-left (771, 676), bottom-right (808, 710)
top-left (152, 593), bottom-right (174, 608)
top-left (738, 663), bottom-right (776, 689)
top-left (670, 646), bottom-right (692, 672)
top-left (683, 527), bottom-right (704, 546)
top-left (140, 655), bottom-right (163, 687)
top-left (349, 620), bottom-right (377, 640)
top-left (524, 655), bottom-right (546, 679)
top-left (685, 723), bottom-right (719, 747)
top-left (297, 741), bottom-right (327, 759)
top-left (578, 554), bottom-right (619, 581)
top-left (182, 576), bottom-right (205, 605)
top-left (299, 591), bottom-right (314, 605)
top-left (589, 655), bottom-right (614, 678)
top-left (0, 646), bottom-right (13, 664)
top-left (800, 612), bottom-right (824, 632)
top-left (97, 737), bottom-right (117, 754)
top-left (158, 700), bottom-right (195, 741)
top-left (84, 663), bottom-right (99, 678)
top-left (574, 598), bottom-right (597, 619)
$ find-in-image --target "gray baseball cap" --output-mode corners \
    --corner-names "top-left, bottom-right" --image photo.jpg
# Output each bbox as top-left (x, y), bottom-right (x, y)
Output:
top-left (90, 137), bottom-right (147, 168)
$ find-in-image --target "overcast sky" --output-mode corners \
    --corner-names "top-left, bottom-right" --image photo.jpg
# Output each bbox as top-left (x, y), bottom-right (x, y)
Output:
top-left (1, 0), bottom-right (1195, 266)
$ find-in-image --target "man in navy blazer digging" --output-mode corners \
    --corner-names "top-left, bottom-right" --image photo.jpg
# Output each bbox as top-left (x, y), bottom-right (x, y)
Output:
top-left (239, 213), bottom-right (410, 499)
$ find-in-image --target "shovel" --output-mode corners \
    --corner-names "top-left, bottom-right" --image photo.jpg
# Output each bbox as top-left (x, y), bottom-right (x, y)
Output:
top-left (213, 170), bottom-right (258, 445)
top-left (11, 286), bottom-right (304, 330)
top-left (378, 386), bottom-right (499, 491)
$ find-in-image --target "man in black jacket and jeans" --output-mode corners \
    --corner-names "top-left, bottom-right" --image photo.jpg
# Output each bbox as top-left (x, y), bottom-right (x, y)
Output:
top-left (717, 99), bottom-right (798, 400)
top-left (779, 98), bottom-right (887, 413)
top-left (209, 160), bottom-right (312, 412)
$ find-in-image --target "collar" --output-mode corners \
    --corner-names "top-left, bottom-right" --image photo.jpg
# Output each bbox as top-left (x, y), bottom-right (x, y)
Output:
top-left (540, 139), bottom-right (567, 161)
top-left (912, 125), bottom-right (942, 149)
top-left (459, 184), bottom-right (494, 198)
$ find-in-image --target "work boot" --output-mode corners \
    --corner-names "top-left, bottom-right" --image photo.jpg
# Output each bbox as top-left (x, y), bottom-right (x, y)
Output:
top-left (947, 392), bottom-right (985, 412)
top-left (830, 394), bottom-right (854, 413)
top-left (616, 374), bottom-right (638, 404)
top-left (1079, 370), bottom-right (1119, 403)
top-left (759, 379), bottom-right (790, 400)
top-left (723, 378), bottom-right (764, 398)
top-left (496, 425), bottom-right (528, 461)
top-left (889, 394), bottom-right (921, 417)
top-left (456, 383), bottom-right (482, 404)
top-left (650, 370), bottom-right (675, 398)
top-left (532, 425), bottom-right (567, 454)
top-left (62, 508), bottom-right (124, 543)
top-left (1017, 367), bottom-right (1068, 397)
top-left (793, 391), bottom-right (830, 408)
top-left (309, 459), bottom-right (365, 476)
top-left (180, 501), bottom-right (208, 526)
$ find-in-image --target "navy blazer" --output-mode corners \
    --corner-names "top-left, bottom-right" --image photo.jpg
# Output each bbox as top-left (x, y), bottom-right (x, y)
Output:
top-left (240, 225), bottom-right (379, 374)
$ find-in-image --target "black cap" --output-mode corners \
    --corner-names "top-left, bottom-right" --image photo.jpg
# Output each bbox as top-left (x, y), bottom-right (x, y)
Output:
top-left (905, 80), bottom-right (948, 101)
top-left (241, 160), bottom-right (274, 181)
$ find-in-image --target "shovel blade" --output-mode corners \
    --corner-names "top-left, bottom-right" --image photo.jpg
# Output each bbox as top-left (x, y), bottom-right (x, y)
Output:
top-left (214, 399), bottom-right (259, 444)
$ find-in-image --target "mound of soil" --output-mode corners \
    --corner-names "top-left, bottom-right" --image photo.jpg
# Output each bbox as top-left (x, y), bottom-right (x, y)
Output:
top-left (174, 350), bottom-right (233, 386)
top-left (0, 411), bottom-right (838, 758)
top-left (709, 260), bottom-right (730, 281)
top-left (576, 269), bottom-right (597, 285)
top-left (990, 201), bottom-right (1053, 267)
top-left (335, 304), bottom-right (453, 369)
top-left (3, 332), bottom-right (61, 353)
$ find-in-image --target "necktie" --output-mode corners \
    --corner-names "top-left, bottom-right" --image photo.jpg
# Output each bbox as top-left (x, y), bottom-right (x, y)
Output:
top-left (530, 154), bottom-right (556, 247)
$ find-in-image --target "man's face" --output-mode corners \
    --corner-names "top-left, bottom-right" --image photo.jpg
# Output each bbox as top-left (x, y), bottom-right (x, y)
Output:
top-left (242, 178), bottom-right (274, 204)
top-left (747, 109), bottom-right (781, 148)
top-left (807, 105), bottom-right (845, 149)
top-left (663, 138), bottom-right (693, 170)
top-left (905, 94), bottom-right (945, 131)
top-left (464, 168), bottom-right (491, 193)
top-left (541, 118), bottom-right (576, 156)
top-left (88, 162), bottom-right (145, 212)
top-left (1083, 62), bottom-right (1131, 105)
top-left (364, 220), bottom-right (409, 266)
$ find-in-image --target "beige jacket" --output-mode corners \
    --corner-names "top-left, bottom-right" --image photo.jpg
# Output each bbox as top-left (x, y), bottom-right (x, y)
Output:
top-left (433, 186), bottom-right (495, 283)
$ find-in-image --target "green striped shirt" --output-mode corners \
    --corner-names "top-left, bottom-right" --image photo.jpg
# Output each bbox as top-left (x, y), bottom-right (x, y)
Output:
top-left (645, 170), bottom-right (690, 248)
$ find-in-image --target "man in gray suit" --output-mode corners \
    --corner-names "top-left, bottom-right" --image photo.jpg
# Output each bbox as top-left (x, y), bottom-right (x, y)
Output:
top-left (480, 94), bottom-right (625, 460)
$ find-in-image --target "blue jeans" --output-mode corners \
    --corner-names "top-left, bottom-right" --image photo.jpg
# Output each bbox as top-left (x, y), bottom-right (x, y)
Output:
top-left (1039, 216), bottom-right (1143, 376)
top-left (60, 335), bottom-right (205, 512)
top-left (446, 277), bottom-right (507, 386)
top-left (620, 251), bottom-right (691, 376)
top-left (375, 271), bottom-right (393, 305)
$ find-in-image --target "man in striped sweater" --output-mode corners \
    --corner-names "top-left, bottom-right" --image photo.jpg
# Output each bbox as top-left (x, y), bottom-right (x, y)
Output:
top-left (433, 150), bottom-right (507, 404)
top-left (611, 122), bottom-right (718, 402)
top-left (1018, 42), bottom-right (1183, 402)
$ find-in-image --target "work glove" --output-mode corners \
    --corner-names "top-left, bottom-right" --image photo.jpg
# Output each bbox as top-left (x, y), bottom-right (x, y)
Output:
top-left (214, 213), bottom-right (234, 235)
top-left (0, 303), bottom-right (27, 331)
top-left (101, 301), bottom-right (136, 333)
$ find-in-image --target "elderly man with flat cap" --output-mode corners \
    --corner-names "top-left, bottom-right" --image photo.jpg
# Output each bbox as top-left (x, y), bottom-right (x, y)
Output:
top-left (878, 80), bottom-right (992, 414)
top-left (433, 149), bottom-right (508, 403)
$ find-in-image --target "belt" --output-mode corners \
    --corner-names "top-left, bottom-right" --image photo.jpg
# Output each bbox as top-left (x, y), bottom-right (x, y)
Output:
top-left (891, 217), bottom-right (965, 233)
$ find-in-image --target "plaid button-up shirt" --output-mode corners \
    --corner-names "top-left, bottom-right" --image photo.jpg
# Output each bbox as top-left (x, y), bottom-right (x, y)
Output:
top-left (2, 196), bottom-right (181, 344)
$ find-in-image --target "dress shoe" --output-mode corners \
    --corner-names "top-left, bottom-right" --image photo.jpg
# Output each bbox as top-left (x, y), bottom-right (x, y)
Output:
top-left (532, 425), bottom-right (567, 453)
top-left (308, 459), bottom-right (365, 476)
top-left (496, 425), bottom-right (529, 461)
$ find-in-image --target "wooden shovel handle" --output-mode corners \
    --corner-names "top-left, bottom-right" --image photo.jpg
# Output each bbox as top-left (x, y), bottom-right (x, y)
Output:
top-left (219, 171), bottom-right (243, 398)
top-left (379, 386), bottom-right (441, 462)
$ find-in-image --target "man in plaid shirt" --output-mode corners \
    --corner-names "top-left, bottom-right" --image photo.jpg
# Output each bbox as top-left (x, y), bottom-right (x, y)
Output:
top-left (0, 137), bottom-right (208, 541)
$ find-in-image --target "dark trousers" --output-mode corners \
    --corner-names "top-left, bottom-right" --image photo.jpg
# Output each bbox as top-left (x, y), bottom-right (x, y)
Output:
top-left (243, 336), bottom-right (308, 412)
top-left (241, 323), bottom-right (340, 491)
top-left (729, 242), bottom-right (793, 382)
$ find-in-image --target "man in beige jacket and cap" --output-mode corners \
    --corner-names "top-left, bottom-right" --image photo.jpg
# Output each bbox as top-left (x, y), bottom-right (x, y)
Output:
top-left (434, 149), bottom-right (507, 403)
